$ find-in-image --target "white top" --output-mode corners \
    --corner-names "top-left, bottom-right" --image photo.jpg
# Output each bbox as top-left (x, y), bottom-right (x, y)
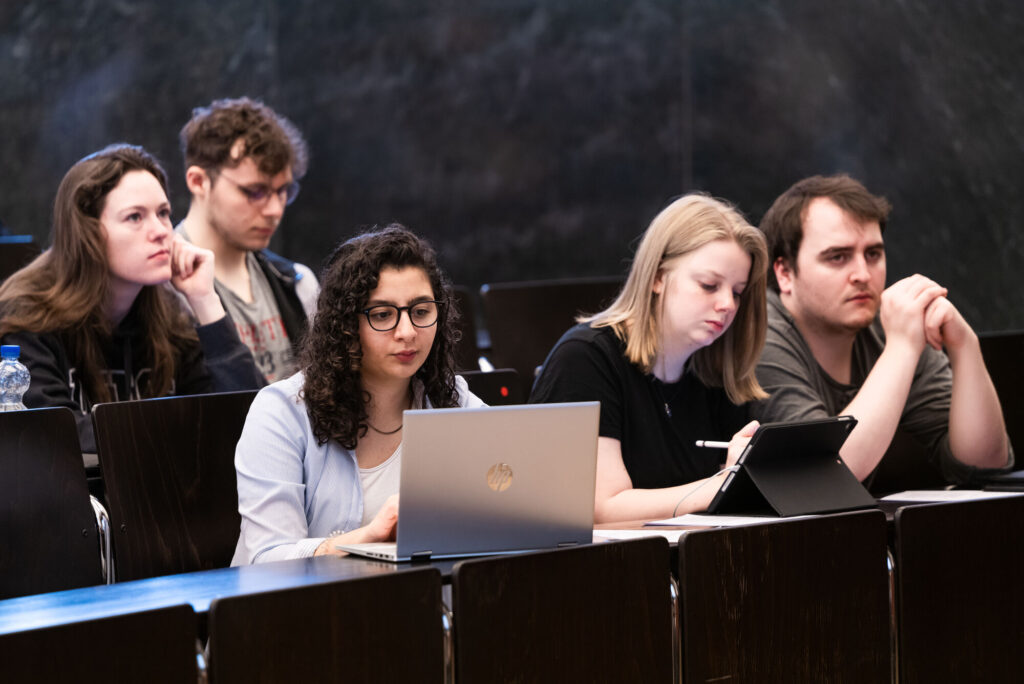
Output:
top-left (231, 372), bottom-right (484, 565)
top-left (359, 448), bottom-right (402, 525)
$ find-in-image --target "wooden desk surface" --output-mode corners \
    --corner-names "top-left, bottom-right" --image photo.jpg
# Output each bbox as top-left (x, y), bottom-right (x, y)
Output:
top-left (1, 496), bottom-right (1004, 641)
top-left (0, 554), bottom-right (456, 635)
top-left (598, 500), bottom-right (902, 534)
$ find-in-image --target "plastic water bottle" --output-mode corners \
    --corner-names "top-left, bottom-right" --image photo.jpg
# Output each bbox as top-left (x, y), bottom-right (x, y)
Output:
top-left (0, 344), bottom-right (30, 411)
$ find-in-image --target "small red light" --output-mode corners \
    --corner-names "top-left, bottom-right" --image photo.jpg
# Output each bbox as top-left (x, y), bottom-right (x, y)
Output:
top-left (500, 386), bottom-right (509, 397)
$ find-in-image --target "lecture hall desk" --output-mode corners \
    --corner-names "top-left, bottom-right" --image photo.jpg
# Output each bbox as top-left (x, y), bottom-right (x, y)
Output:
top-left (3, 496), bottom-right (1022, 683)
top-left (0, 554), bottom-right (456, 638)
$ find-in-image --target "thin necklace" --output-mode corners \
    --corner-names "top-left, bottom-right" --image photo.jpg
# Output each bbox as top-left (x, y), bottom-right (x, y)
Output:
top-left (366, 387), bottom-right (413, 435)
top-left (652, 355), bottom-right (687, 417)
top-left (367, 422), bottom-right (403, 435)
top-left (651, 375), bottom-right (683, 418)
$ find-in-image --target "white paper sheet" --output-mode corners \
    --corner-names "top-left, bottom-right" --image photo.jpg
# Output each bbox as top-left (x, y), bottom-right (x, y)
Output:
top-left (645, 513), bottom-right (809, 527)
top-left (593, 529), bottom-right (691, 543)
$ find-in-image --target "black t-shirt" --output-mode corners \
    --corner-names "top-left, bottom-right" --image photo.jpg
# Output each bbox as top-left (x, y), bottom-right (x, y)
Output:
top-left (529, 323), bottom-right (749, 489)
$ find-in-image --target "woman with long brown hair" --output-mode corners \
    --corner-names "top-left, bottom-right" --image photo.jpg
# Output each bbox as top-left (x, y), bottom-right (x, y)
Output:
top-left (0, 143), bottom-right (264, 452)
top-left (232, 224), bottom-right (483, 565)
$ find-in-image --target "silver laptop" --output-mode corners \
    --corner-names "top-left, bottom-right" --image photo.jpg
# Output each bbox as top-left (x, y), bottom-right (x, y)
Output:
top-left (336, 401), bottom-right (599, 562)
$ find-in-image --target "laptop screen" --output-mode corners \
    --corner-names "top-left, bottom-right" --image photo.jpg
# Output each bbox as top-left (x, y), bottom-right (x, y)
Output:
top-left (394, 401), bottom-right (600, 559)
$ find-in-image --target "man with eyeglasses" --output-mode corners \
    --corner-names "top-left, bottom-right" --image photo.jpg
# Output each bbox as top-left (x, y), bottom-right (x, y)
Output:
top-left (176, 97), bottom-right (317, 383)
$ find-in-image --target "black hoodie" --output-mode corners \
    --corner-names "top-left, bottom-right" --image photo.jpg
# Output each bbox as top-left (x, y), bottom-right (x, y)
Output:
top-left (3, 306), bottom-right (265, 453)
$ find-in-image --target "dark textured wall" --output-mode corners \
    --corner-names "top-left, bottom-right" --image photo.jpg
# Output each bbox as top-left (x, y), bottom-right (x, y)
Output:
top-left (1, 1), bottom-right (1021, 329)
top-left (684, 1), bottom-right (1024, 331)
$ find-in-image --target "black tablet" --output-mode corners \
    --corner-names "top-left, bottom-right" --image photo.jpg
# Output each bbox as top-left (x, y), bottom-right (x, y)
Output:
top-left (706, 416), bottom-right (877, 517)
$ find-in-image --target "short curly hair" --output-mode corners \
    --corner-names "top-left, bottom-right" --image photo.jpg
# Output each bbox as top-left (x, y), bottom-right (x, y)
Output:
top-left (179, 96), bottom-right (309, 179)
top-left (300, 224), bottom-right (461, 448)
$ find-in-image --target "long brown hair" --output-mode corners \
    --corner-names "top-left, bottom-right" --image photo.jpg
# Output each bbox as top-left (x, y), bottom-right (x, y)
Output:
top-left (0, 143), bottom-right (196, 403)
top-left (300, 224), bottom-right (461, 449)
top-left (583, 193), bottom-right (769, 403)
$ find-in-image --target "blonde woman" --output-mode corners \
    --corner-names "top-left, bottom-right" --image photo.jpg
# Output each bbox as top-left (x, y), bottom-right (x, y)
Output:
top-left (530, 194), bottom-right (768, 522)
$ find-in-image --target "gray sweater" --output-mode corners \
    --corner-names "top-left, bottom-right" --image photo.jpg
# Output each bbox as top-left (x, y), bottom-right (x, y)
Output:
top-left (752, 290), bottom-right (1012, 486)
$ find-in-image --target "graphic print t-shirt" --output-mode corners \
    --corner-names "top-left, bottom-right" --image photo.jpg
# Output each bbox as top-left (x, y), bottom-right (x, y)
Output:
top-left (216, 253), bottom-right (295, 383)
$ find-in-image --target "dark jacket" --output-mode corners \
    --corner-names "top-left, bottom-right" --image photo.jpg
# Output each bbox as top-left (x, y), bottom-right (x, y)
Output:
top-left (3, 307), bottom-right (265, 453)
top-left (251, 249), bottom-right (311, 358)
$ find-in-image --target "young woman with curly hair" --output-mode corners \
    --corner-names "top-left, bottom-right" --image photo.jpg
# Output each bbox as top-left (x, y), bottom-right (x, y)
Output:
top-left (232, 224), bottom-right (484, 564)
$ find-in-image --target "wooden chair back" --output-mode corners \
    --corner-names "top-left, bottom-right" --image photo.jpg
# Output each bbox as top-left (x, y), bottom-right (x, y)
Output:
top-left (1, 407), bottom-right (103, 599)
top-left (480, 276), bottom-right (624, 385)
top-left (0, 604), bottom-right (197, 683)
top-left (678, 510), bottom-right (891, 683)
top-left (452, 538), bottom-right (674, 683)
top-left (207, 568), bottom-right (444, 683)
top-left (93, 390), bottom-right (258, 581)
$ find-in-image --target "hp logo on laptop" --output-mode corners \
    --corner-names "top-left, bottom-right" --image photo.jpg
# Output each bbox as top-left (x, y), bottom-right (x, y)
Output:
top-left (486, 463), bottom-right (513, 492)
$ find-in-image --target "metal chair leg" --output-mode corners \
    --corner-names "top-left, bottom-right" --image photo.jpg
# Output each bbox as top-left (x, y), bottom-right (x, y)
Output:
top-left (89, 495), bottom-right (113, 584)
top-left (888, 548), bottom-right (899, 684)
top-left (195, 637), bottom-right (209, 684)
top-left (670, 576), bottom-right (682, 684)
top-left (442, 598), bottom-right (455, 684)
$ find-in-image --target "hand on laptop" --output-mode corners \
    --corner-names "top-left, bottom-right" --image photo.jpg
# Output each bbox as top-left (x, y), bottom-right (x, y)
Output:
top-left (314, 495), bottom-right (400, 557)
top-left (364, 494), bottom-right (399, 542)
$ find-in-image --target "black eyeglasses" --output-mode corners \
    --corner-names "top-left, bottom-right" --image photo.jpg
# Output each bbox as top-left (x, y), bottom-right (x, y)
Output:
top-left (361, 301), bottom-right (442, 332)
top-left (216, 172), bottom-right (301, 207)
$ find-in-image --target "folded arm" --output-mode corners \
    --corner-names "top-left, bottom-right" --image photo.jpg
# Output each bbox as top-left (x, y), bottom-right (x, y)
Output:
top-left (927, 297), bottom-right (1009, 468)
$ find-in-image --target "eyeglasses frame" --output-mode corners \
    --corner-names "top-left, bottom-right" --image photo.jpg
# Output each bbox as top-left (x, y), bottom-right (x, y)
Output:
top-left (212, 169), bottom-right (301, 207)
top-left (360, 300), bottom-right (445, 332)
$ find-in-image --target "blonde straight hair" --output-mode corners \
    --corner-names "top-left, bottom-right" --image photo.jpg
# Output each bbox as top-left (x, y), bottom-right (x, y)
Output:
top-left (582, 193), bottom-right (769, 404)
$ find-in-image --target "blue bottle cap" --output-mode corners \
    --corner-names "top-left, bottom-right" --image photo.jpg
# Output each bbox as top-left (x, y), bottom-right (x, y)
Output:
top-left (1, 345), bottom-right (20, 359)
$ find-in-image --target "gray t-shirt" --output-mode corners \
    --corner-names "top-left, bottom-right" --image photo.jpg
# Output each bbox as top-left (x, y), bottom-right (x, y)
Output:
top-left (752, 290), bottom-right (1012, 486)
top-left (216, 252), bottom-right (297, 383)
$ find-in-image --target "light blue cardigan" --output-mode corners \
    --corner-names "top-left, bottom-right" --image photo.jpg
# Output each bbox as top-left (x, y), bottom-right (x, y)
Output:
top-left (232, 372), bottom-right (483, 565)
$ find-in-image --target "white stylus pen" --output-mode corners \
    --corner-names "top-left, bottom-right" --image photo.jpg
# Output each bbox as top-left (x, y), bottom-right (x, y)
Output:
top-left (694, 440), bottom-right (730, 449)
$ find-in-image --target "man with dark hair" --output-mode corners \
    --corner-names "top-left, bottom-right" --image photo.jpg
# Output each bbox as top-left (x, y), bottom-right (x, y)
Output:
top-left (177, 97), bottom-right (317, 383)
top-left (754, 174), bottom-right (1012, 487)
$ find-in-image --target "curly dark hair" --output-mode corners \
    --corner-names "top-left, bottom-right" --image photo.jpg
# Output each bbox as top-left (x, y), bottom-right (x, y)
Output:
top-left (179, 96), bottom-right (309, 179)
top-left (300, 224), bottom-right (461, 448)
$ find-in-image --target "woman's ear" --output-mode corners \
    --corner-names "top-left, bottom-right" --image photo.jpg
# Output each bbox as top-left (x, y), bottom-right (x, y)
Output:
top-left (652, 268), bottom-right (666, 295)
